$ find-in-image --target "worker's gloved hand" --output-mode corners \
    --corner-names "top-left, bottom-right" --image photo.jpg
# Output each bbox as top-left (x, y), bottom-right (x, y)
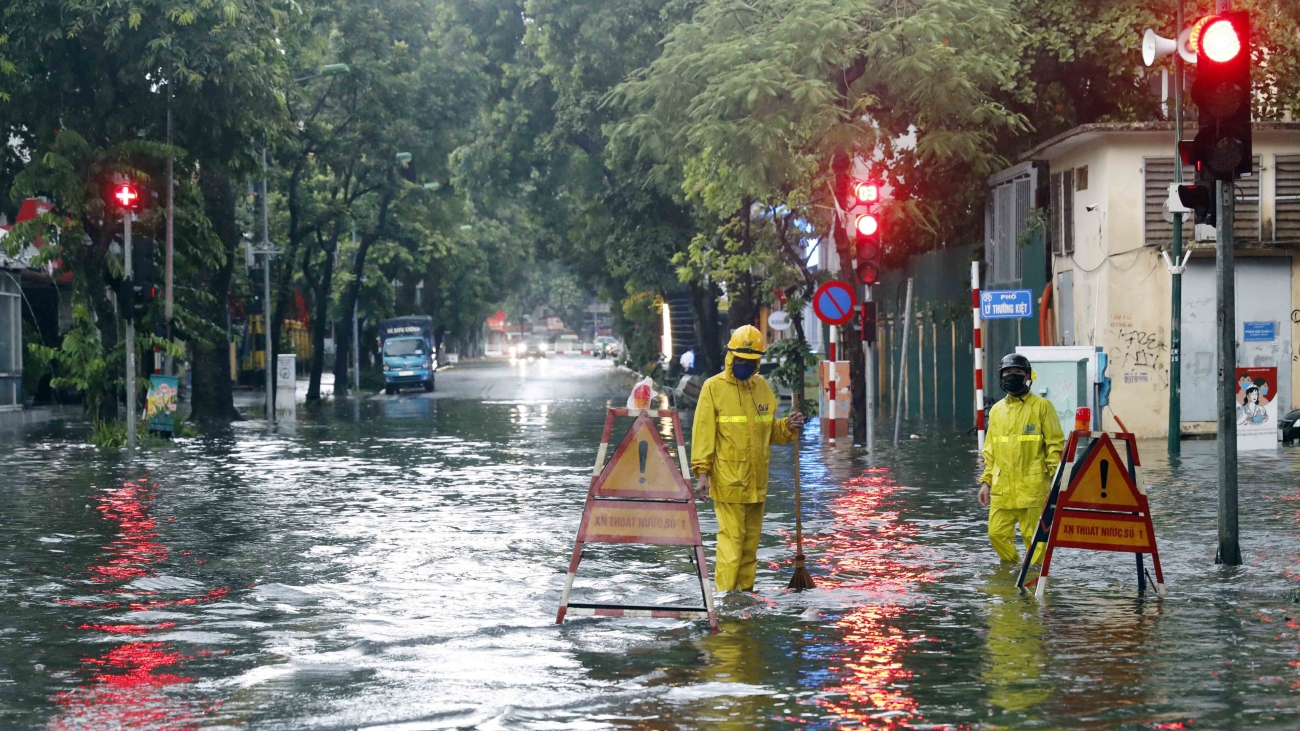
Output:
top-left (787, 412), bottom-right (806, 430)
top-left (695, 473), bottom-right (711, 501)
top-left (977, 483), bottom-right (991, 507)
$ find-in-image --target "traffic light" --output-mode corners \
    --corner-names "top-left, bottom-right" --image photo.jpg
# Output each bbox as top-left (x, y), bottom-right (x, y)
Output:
top-left (846, 180), bottom-right (882, 285)
top-left (1190, 12), bottom-right (1251, 181)
top-left (129, 236), bottom-right (159, 321)
top-left (113, 182), bottom-right (141, 211)
top-left (861, 301), bottom-right (877, 345)
top-left (1177, 183), bottom-right (1216, 226)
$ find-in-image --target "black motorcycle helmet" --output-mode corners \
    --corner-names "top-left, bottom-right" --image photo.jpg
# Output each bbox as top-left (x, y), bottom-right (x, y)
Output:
top-left (998, 352), bottom-right (1032, 376)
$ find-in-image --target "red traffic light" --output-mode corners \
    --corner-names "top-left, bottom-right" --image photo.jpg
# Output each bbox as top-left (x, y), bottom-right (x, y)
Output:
top-left (854, 213), bottom-right (879, 237)
top-left (113, 184), bottom-right (140, 210)
top-left (1200, 17), bottom-right (1241, 62)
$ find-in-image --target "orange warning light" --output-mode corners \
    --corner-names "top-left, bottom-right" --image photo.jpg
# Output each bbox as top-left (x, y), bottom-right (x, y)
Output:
top-left (1074, 407), bottom-right (1090, 431)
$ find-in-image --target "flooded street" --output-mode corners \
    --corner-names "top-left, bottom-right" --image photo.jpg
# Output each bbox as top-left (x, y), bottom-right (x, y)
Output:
top-left (2, 357), bottom-right (1299, 730)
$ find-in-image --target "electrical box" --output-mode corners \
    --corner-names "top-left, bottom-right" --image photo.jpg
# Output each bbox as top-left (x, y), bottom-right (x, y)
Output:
top-left (1016, 345), bottom-right (1107, 431)
top-left (1030, 359), bottom-right (1088, 428)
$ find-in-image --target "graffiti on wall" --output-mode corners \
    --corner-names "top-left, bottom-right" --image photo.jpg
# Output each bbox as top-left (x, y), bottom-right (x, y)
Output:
top-left (1108, 314), bottom-right (1169, 388)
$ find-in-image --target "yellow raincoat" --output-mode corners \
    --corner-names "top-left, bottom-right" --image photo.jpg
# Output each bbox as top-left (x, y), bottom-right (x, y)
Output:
top-left (979, 391), bottom-right (1064, 563)
top-left (691, 352), bottom-right (797, 590)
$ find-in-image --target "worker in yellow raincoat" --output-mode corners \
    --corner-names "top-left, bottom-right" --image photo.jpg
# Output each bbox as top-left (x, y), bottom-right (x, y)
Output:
top-left (691, 325), bottom-right (805, 592)
top-left (978, 353), bottom-right (1065, 564)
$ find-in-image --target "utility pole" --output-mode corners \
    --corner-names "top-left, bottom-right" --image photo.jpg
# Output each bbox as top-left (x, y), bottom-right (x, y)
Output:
top-left (352, 226), bottom-right (360, 394)
top-left (124, 210), bottom-right (137, 454)
top-left (1213, 0), bottom-right (1241, 567)
top-left (892, 278), bottom-right (913, 448)
top-left (1166, 0), bottom-right (1185, 457)
top-left (864, 287), bottom-right (875, 453)
top-left (1215, 177), bottom-right (1240, 564)
top-left (261, 146), bottom-right (275, 423)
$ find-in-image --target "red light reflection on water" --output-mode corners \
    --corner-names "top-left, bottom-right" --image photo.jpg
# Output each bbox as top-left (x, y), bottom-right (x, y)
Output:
top-left (798, 468), bottom-right (943, 729)
top-left (48, 479), bottom-right (224, 730)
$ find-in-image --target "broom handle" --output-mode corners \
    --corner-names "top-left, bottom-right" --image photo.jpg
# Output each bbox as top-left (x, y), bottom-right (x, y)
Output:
top-left (793, 393), bottom-right (803, 554)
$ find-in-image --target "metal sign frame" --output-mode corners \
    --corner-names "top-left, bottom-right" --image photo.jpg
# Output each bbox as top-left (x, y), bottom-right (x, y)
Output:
top-left (1016, 430), bottom-right (1166, 600)
top-left (557, 408), bottom-right (718, 632)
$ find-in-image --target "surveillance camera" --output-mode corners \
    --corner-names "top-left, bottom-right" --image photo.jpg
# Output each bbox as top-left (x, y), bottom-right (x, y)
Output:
top-left (1086, 205), bottom-right (1098, 212)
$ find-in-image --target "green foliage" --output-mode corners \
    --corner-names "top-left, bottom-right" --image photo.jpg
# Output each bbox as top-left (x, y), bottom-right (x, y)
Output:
top-left (29, 305), bottom-right (116, 423)
top-left (617, 291), bottom-right (664, 377)
top-left (767, 335), bottom-right (819, 418)
top-left (91, 420), bottom-right (128, 452)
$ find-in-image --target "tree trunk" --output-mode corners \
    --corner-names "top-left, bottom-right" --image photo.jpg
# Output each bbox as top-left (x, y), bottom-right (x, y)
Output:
top-left (190, 170), bottom-right (242, 424)
top-left (306, 227), bottom-right (339, 401)
top-left (334, 174), bottom-right (396, 395)
top-left (333, 317), bottom-right (350, 395)
top-left (689, 280), bottom-right (723, 376)
top-left (725, 200), bottom-right (760, 331)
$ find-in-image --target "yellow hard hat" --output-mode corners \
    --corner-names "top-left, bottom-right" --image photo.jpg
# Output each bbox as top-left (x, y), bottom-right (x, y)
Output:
top-left (726, 325), bottom-right (765, 359)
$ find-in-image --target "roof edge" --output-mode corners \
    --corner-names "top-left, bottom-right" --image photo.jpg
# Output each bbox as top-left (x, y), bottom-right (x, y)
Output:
top-left (1017, 121), bottom-right (1300, 163)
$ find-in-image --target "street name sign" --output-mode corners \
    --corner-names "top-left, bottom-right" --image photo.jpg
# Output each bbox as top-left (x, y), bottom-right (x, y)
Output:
top-left (980, 289), bottom-right (1034, 319)
top-left (1017, 431), bottom-right (1165, 599)
top-left (557, 408), bottom-right (717, 632)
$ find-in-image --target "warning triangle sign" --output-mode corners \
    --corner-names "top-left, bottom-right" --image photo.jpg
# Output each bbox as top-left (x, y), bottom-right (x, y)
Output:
top-left (592, 414), bottom-right (692, 500)
top-left (1060, 433), bottom-right (1143, 512)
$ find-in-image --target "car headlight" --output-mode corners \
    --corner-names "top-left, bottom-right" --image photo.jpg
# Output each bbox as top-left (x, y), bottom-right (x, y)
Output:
top-left (383, 364), bottom-right (391, 371)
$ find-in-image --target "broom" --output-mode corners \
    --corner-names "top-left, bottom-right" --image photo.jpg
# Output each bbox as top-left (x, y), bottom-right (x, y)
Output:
top-left (788, 392), bottom-right (816, 591)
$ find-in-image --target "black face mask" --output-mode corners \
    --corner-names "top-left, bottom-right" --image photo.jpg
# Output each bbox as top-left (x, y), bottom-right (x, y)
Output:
top-left (731, 360), bottom-right (758, 380)
top-left (1001, 373), bottom-right (1028, 394)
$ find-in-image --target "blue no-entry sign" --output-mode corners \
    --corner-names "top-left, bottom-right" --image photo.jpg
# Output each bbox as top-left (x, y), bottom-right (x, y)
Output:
top-left (980, 289), bottom-right (1034, 319)
top-left (813, 280), bottom-right (857, 326)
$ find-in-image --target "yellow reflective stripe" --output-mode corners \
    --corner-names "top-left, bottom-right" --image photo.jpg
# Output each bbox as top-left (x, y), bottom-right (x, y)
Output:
top-left (1018, 435), bottom-right (1043, 442)
top-left (756, 415), bottom-right (774, 422)
top-left (718, 416), bottom-right (749, 423)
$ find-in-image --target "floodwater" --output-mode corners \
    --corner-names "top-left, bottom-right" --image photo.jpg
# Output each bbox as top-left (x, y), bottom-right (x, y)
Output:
top-left (2, 357), bottom-right (1298, 730)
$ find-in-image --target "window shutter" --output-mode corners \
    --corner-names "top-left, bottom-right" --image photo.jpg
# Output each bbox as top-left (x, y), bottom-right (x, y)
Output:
top-left (1273, 154), bottom-right (1300, 242)
top-left (994, 183), bottom-right (1012, 282)
top-left (1014, 178), bottom-right (1031, 280)
top-left (1144, 157), bottom-right (1176, 247)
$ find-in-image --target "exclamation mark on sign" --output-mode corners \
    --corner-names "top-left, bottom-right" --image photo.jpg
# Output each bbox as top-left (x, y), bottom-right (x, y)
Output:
top-left (1099, 459), bottom-right (1109, 499)
top-left (638, 440), bottom-right (648, 484)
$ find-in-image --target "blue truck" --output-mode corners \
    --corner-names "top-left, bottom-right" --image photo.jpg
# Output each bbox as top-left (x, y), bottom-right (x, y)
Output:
top-left (379, 316), bottom-right (436, 394)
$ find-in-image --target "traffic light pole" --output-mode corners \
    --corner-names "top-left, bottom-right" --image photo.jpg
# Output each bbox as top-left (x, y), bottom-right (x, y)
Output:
top-left (1215, 178), bottom-right (1240, 565)
top-left (165, 96), bottom-right (174, 377)
top-left (261, 146), bottom-right (275, 423)
top-left (1167, 0), bottom-right (1185, 457)
top-left (863, 286), bottom-right (875, 454)
top-left (124, 212), bottom-right (137, 454)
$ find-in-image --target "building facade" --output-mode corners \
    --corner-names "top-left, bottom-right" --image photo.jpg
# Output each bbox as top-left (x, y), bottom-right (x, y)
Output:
top-left (989, 122), bottom-right (1300, 437)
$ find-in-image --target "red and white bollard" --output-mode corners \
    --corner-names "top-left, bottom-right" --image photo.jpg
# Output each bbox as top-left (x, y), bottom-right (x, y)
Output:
top-left (827, 326), bottom-right (837, 446)
top-left (971, 262), bottom-right (985, 452)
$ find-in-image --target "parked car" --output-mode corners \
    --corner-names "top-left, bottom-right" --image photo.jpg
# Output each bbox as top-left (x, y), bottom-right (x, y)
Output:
top-left (1281, 409), bottom-right (1300, 444)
